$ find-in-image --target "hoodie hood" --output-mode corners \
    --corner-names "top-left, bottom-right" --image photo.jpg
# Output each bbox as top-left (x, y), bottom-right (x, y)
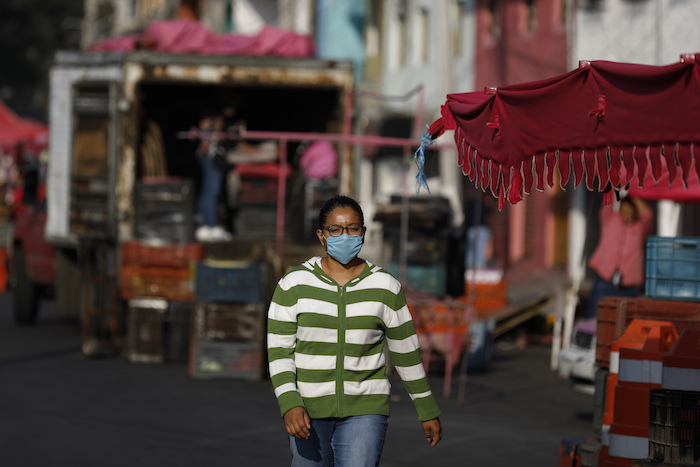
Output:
top-left (302, 256), bottom-right (379, 286)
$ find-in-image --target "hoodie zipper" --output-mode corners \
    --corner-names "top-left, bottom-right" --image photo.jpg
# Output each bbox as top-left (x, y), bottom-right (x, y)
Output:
top-left (336, 285), bottom-right (346, 417)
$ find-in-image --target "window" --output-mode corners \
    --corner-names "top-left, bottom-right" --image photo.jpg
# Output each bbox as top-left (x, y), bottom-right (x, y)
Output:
top-left (451, 1), bottom-right (466, 56)
top-left (389, 2), bottom-right (408, 69)
top-left (415, 8), bottom-right (429, 64)
top-left (365, 0), bottom-right (382, 78)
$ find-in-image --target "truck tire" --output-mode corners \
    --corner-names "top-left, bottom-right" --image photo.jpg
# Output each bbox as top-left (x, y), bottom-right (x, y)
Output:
top-left (13, 245), bottom-right (39, 325)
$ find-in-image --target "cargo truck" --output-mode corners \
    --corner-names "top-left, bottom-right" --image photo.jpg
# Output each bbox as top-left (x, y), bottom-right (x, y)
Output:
top-left (11, 49), bottom-right (354, 352)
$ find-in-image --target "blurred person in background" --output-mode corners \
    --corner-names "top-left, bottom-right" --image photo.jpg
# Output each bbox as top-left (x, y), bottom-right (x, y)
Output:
top-left (193, 108), bottom-right (232, 242)
top-left (586, 195), bottom-right (653, 319)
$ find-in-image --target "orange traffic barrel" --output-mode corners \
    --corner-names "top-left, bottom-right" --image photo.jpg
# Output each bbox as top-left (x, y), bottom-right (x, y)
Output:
top-left (601, 319), bottom-right (675, 452)
top-left (607, 323), bottom-right (678, 466)
top-left (662, 329), bottom-right (700, 391)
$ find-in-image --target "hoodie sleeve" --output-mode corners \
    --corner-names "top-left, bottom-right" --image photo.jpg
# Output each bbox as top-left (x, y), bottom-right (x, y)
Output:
top-left (383, 286), bottom-right (442, 422)
top-left (267, 279), bottom-right (304, 417)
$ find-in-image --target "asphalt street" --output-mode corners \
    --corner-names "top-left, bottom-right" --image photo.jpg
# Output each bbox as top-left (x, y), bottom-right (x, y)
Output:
top-left (0, 292), bottom-right (594, 466)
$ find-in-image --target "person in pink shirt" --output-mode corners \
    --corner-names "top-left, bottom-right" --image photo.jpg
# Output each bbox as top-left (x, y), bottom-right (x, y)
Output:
top-left (586, 195), bottom-right (653, 319)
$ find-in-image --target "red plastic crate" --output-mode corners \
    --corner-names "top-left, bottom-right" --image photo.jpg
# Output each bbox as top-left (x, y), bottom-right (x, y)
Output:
top-left (236, 177), bottom-right (278, 204)
top-left (595, 296), bottom-right (700, 368)
top-left (121, 265), bottom-right (194, 302)
top-left (457, 280), bottom-right (508, 311)
top-left (121, 241), bottom-right (204, 268)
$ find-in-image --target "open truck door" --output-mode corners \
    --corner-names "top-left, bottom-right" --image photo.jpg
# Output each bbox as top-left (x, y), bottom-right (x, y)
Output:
top-left (46, 57), bottom-right (123, 352)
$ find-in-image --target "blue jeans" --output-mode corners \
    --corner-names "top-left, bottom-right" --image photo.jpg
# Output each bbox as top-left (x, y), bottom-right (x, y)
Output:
top-left (585, 273), bottom-right (640, 319)
top-left (289, 415), bottom-right (389, 467)
top-left (196, 154), bottom-right (223, 227)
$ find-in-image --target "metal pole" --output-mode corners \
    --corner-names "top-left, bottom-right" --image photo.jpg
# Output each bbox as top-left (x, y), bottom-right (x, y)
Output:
top-left (276, 139), bottom-right (288, 268)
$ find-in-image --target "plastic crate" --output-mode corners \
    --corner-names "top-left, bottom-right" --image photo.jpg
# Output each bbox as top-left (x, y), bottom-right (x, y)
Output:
top-left (559, 438), bottom-right (584, 467)
top-left (134, 178), bottom-right (195, 217)
top-left (593, 367), bottom-right (608, 438)
top-left (122, 241), bottom-right (204, 268)
top-left (121, 265), bottom-right (194, 302)
top-left (648, 389), bottom-right (700, 465)
top-left (189, 339), bottom-right (264, 380)
top-left (457, 281), bottom-right (508, 311)
top-left (195, 261), bottom-right (264, 303)
top-left (125, 298), bottom-right (167, 363)
top-left (646, 236), bottom-right (700, 301)
top-left (236, 177), bottom-right (278, 204)
top-left (234, 205), bottom-right (277, 239)
top-left (192, 301), bottom-right (266, 342)
top-left (164, 301), bottom-right (193, 364)
top-left (595, 296), bottom-right (700, 368)
top-left (383, 227), bottom-right (448, 265)
top-left (134, 212), bottom-right (196, 245)
top-left (580, 439), bottom-right (602, 467)
top-left (389, 262), bottom-right (447, 297)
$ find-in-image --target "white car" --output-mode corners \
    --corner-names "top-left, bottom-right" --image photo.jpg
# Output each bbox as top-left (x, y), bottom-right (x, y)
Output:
top-left (558, 318), bottom-right (597, 395)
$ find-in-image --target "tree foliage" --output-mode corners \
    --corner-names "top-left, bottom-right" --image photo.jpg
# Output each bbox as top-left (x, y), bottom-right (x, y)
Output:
top-left (0, 0), bottom-right (84, 119)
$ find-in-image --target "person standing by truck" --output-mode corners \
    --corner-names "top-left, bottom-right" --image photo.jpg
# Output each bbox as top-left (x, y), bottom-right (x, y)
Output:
top-left (267, 195), bottom-right (442, 466)
top-left (194, 108), bottom-right (232, 242)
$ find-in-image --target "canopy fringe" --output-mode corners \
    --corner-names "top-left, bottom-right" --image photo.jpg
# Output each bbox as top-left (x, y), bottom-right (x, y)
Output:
top-left (559, 151), bottom-right (571, 188)
top-left (447, 124), bottom-right (698, 208)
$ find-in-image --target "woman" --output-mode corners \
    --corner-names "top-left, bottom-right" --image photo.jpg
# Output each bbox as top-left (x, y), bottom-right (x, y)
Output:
top-left (586, 195), bottom-right (653, 319)
top-left (267, 195), bottom-right (442, 466)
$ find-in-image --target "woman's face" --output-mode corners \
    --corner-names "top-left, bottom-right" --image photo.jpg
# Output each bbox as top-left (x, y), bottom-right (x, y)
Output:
top-left (316, 206), bottom-right (363, 247)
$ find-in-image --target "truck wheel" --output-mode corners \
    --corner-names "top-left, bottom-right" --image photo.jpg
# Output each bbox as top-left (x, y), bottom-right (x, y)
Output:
top-left (13, 245), bottom-right (39, 325)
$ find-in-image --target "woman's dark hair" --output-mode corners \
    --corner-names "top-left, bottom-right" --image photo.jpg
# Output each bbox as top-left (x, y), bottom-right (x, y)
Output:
top-left (318, 195), bottom-right (364, 228)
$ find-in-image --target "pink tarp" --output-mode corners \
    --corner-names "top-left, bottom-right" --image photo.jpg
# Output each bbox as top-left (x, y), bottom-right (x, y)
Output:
top-left (429, 54), bottom-right (700, 208)
top-left (90, 19), bottom-right (315, 58)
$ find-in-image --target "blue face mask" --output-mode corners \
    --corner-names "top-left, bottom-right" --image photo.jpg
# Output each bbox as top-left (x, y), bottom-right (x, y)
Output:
top-left (326, 233), bottom-right (363, 265)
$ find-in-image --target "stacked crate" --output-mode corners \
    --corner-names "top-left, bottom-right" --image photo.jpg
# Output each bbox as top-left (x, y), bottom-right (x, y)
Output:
top-left (121, 241), bottom-right (203, 363)
top-left (378, 196), bottom-right (452, 297)
top-left (134, 178), bottom-right (195, 244)
top-left (385, 227), bottom-right (450, 296)
top-left (646, 236), bottom-right (700, 301)
top-left (233, 163), bottom-right (289, 239)
top-left (189, 260), bottom-right (272, 380)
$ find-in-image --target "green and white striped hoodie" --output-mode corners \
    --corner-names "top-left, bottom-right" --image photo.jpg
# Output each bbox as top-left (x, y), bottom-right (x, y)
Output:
top-left (267, 256), bottom-right (441, 422)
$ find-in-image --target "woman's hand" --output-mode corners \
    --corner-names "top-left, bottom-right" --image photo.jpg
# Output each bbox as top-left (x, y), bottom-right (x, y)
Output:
top-left (284, 406), bottom-right (311, 439)
top-left (422, 418), bottom-right (442, 446)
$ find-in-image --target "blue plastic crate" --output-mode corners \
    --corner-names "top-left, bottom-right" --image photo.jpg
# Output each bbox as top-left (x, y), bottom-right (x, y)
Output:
top-left (195, 262), bottom-right (263, 304)
top-left (388, 262), bottom-right (447, 296)
top-left (646, 236), bottom-right (700, 301)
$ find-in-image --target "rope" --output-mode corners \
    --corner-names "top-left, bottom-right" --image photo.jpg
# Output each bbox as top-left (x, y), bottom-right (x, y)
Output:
top-left (414, 127), bottom-right (433, 194)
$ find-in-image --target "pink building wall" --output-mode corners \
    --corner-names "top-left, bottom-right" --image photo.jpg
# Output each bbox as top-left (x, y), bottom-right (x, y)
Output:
top-left (475, 0), bottom-right (569, 269)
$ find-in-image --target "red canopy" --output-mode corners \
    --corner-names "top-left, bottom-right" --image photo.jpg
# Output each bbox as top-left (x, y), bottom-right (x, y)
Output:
top-left (0, 100), bottom-right (48, 157)
top-left (429, 54), bottom-right (700, 208)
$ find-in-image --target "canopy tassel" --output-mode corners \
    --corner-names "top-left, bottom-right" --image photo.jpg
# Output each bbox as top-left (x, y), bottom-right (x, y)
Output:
top-left (415, 127), bottom-right (433, 194)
